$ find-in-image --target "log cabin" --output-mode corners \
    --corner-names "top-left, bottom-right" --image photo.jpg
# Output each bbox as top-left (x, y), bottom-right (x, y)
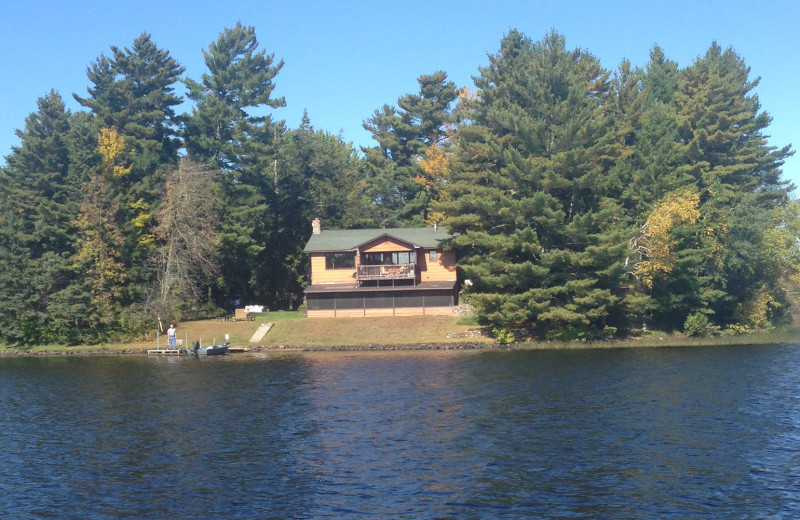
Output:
top-left (303, 218), bottom-right (458, 317)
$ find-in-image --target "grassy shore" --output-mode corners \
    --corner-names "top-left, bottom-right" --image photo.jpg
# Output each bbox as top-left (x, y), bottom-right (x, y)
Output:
top-left (0, 312), bottom-right (493, 355)
top-left (1, 311), bottom-right (797, 355)
top-left (513, 328), bottom-right (800, 350)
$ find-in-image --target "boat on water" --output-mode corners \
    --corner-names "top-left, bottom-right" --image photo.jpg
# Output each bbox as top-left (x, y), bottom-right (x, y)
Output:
top-left (191, 341), bottom-right (229, 356)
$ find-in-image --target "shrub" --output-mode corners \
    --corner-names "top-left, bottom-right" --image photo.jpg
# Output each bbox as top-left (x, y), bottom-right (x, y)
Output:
top-left (684, 312), bottom-right (720, 337)
top-left (492, 327), bottom-right (516, 344)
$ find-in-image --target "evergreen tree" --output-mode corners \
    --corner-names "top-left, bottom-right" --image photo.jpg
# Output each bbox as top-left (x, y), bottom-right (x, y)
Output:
top-left (442, 30), bottom-right (626, 339)
top-left (642, 45), bottom-right (679, 106)
top-left (184, 22), bottom-right (285, 168)
top-left (614, 46), bottom-right (687, 218)
top-left (260, 115), bottom-right (373, 308)
top-left (4, 92), bottom-right (77, 255)
top-left (73, 33), bottom-right (186, 321)
top-left (666, 43), bottom-right (792, 328)
top-left (363, 71), bottom-right (458, 226)
top-left (183, 23), bottom-right (286, 310)
top-left (75, 33), bottom-right (185, 164)
top-left (0, 92), bottom-right (86, 344)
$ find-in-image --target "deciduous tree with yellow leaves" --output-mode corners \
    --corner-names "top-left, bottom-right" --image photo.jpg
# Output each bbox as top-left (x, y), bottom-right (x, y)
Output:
top-left (97, 127), bottom-right (132, 179)
top-left (631, 188), bottom-right (700, 287)
top-left (415, 142), bottom-right (451, 225)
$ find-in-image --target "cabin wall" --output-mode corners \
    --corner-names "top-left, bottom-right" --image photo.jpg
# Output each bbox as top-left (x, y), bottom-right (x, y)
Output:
top-left (309, 253), bottom-right (355, 285)
top-left (362, 238), bottom-right (413, 253)
top-left (419, 249), bottom-right (457, 283)
top-left (311, 247), bottom-right (454, 285)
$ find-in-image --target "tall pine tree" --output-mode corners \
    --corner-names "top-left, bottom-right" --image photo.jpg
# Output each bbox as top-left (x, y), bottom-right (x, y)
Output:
top-left (0, 92), bottom-right (86, 344)
top-left (363, 71), bottom-right (459, 226)
top-left (183, 23), bottom-right (287, 309)
top-left (442, 30), bottom-right (627, 339)
top-left (74, 33), bottom-right (186, 322)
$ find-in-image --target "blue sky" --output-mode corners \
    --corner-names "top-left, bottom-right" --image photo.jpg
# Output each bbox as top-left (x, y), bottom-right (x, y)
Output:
top-left (2, 0), bottom-right (797, 190)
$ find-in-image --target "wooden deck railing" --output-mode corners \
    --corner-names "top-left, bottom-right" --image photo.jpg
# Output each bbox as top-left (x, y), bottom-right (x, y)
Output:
top-left (357, 263), bottom-right (416, 281)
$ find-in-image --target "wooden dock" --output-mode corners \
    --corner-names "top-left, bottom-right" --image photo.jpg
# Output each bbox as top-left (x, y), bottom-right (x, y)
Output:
top-left (147, 346), bottom-right (249, 354)
top-left (147, 349), bottom-right (186, 355)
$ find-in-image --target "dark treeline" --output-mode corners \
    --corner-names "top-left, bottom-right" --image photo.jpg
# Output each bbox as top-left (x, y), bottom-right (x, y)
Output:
top-left (0, 25), bottom-right (796, 345)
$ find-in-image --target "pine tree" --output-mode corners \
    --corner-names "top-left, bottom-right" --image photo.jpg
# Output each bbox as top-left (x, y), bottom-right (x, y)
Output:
top-left (73, 33), bottom-right (186, 319)
top-left (183, 23), bottom-right (287, 310)
top-left (184, 22), bottom-right (285, 169)
top-left (442, 30), bottom-right (626, 339)
top-left (363, 71), bottom-right (459, 226)
top-left (0, 92), bottom-right (87, 343)
top-left (668, 43), bottom-right (793, 328)
top-left (75, 33), bottom-right (185, 164)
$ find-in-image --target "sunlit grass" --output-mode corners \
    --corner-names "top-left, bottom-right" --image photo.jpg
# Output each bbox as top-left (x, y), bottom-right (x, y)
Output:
top-left (0, 312), bottom-right (489, 352)
top-left (1, 316), bottom-right (798, 354)
top-left (256, 310), bottom-right (304, 322)
top-left (266, 315), bottom-right (491, 347)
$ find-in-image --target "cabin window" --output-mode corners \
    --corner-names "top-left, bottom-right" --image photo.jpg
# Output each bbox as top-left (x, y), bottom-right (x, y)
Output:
top-left (393, 251), bottom-right (415, 265)
top-left (363, 252), bottom-right (387, 265)
top-left (325, 253), bottom-right (355, 269)
top-left (362, 251), bottom-right (416, 265)
top-left (429, 250), bottom-right (437, 262)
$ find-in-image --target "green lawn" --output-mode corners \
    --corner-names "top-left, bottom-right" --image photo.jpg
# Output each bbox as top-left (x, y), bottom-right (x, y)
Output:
top-left (0, 312), bottom-right (489, 353)
top-left (1, 312), bottom-right (797, 354)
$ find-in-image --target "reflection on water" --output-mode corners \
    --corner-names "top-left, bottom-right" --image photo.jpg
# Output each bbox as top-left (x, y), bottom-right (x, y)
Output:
top-left (1, 345), bottom-right (800, 518)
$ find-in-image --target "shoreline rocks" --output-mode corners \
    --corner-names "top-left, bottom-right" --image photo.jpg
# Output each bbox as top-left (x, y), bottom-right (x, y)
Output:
top-left (252, 341), bottom-right (499, 352)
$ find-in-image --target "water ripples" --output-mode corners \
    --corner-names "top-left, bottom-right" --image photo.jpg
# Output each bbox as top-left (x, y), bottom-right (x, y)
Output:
top-left (2, 346), bottom-right (800, 518)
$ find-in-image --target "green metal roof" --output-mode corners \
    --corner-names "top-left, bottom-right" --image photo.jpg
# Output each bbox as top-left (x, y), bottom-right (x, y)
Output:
top-left (303, 227), bottom-right (454, 253)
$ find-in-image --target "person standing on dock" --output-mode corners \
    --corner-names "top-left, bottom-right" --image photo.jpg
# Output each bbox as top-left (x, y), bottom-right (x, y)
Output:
top-left (167, 324), bottom-right (177, 350)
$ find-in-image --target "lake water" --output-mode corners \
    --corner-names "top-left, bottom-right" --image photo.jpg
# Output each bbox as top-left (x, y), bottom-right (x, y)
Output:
top-left (2, 345), bottom-right (800, 519)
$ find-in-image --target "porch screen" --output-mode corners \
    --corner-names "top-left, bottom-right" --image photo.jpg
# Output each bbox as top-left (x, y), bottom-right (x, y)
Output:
top-left (425, 291), bottom-right (453, 307)
top-left (365, 293), bottom-right (394, 309)
top-left (307, 293), bottom-right (335, 310)
top-left (395, 292), bottom-right (424, 307)
top-left (336, 293), bottom-right (364, 309)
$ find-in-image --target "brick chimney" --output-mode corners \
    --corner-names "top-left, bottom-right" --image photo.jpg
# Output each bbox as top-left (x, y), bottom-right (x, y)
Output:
top-left (311, 218), bottom-right (321, 235)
